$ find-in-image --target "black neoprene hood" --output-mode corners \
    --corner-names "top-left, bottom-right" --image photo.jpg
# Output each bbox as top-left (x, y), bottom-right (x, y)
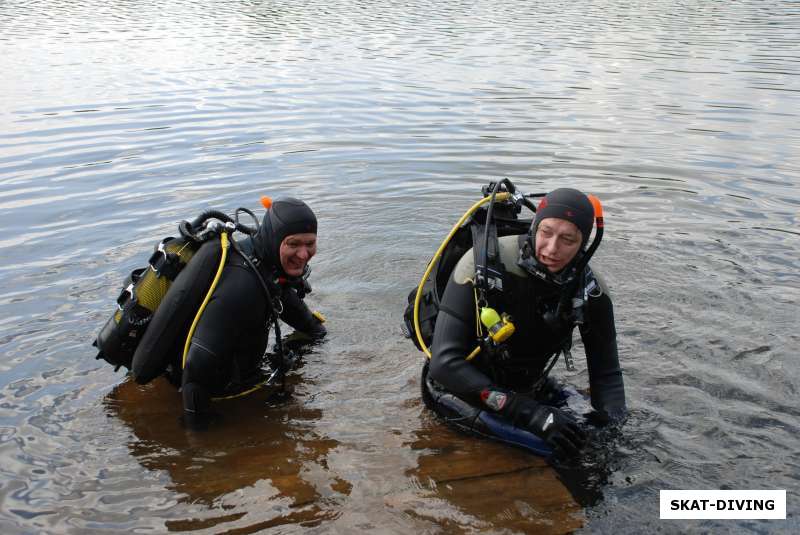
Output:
top-left (253, 197), bottom-right (317, 267)
top-left (532, 188), bottom-right (594, 247)
top-left (270, 197), bottom-right (317, 243)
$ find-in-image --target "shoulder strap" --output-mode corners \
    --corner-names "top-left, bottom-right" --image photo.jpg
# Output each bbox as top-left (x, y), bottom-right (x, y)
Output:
top-left (471, 220), bottom-right (506, 296)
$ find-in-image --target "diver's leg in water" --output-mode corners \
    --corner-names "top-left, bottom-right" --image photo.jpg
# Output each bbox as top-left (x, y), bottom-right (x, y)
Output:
top-left (181, 382), bottom-right (211, 431)
top-left (181, 342), bottom-right (223, 430)
top-left (421, 361), bottom-right (483, 432)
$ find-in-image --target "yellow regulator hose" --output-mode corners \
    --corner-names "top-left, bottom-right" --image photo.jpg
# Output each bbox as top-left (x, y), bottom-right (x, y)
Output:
top-left (182, 231), bottom-right (230, 369)
top-left (414, 192), bottom-right (511, 358)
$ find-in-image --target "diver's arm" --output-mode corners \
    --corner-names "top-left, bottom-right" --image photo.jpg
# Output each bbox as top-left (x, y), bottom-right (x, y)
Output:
top-left (278, 286), bottom-right (326, 338)
top-left (429, 272), bottom-right (587, 455)
top-left (428, 274), bottom-right (492, 402)
top-left (580, 290), bottom-right (627, 422)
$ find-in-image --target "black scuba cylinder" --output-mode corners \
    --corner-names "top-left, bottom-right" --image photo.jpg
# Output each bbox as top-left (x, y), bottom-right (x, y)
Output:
top-left (94, 209), bottom-right (252, 374)
top-left (94, 236), bottom-right (199, 371)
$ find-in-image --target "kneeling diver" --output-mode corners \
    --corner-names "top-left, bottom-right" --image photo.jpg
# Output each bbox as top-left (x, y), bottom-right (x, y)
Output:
top-left (422, 185), bottom-right (626, 457)
top-left (181, 197), bottom-right (326, 429)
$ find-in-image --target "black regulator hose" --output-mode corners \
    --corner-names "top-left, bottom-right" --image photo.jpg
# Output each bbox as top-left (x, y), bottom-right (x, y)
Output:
top-left (190, 210), bottom-right (234, 228)
top-left (179, 209), bottom-right (258, 242)
top-left (521, 196), bottom-right (539, 214)
top-left (234, 207), bottom-right (260, 235)
top-left (571, 224), bottom-right (604, 278)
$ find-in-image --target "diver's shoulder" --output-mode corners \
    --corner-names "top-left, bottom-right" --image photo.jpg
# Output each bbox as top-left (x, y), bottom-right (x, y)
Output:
top-left (498, 235), bottom-right (526, 277)
top-left (453, 235), bottom-right (526, 284)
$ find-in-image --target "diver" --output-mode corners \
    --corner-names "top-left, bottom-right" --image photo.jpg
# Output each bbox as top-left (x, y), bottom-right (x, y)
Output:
top-left (180, 197), bottom-right (326, 430)
top-left (423, 187), bottom-right (626, 458)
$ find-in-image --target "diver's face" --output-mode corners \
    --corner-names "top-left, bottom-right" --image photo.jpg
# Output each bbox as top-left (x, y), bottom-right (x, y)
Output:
top-left (279, 233), bottom-right (317, 277)
top-left (534, 218), bottom-right (582, 273)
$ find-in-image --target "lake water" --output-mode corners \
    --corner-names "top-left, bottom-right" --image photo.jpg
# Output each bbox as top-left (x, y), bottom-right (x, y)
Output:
top-left (1, 0), bottom-right (798, 533)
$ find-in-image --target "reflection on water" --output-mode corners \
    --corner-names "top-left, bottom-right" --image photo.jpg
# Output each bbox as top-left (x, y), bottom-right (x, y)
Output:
top-left (104, 375), bottom-right (350, 531)
top-left (401, 418), bottom-right (582, 534)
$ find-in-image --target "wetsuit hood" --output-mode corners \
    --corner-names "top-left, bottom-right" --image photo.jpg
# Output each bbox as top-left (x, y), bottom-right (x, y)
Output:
top-left (252, 197), bottom-right (317, 276)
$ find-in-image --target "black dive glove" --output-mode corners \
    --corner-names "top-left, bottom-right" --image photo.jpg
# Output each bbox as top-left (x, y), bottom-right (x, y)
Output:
top-left (481, 388), bottom-right (588, 457)
top-left (307, 313), bottom-right (327, 339)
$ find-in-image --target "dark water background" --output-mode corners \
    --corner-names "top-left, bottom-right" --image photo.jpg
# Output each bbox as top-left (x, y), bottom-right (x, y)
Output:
top-left (1, 0), bottom-right (798, 533)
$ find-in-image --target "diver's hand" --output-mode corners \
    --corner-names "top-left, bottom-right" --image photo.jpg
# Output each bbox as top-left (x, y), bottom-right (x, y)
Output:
top-left (483, 388), bottom-right (587, 457)
top-left (282, 321), bottom-right (325, 347)
top-left (309, 310), bottom-right (327, 338)
top-left (526, 403), bottom-right (587, 457)
top-left (277, 314), bottom-right (326, 358)
top-left (307, 321), bottom-right (327, 339)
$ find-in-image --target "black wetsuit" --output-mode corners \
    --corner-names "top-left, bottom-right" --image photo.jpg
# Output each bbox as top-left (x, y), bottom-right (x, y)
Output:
top-left (181, 239), bottom-right (324, 421)
top-left (427, 237), bottom-right (626, 422)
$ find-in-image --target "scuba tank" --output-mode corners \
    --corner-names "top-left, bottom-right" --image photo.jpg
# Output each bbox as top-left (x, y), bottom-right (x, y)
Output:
top-left (93, 209), bottom-right (260, 375)
top-left (94, 236), bottom-right (199, 372)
